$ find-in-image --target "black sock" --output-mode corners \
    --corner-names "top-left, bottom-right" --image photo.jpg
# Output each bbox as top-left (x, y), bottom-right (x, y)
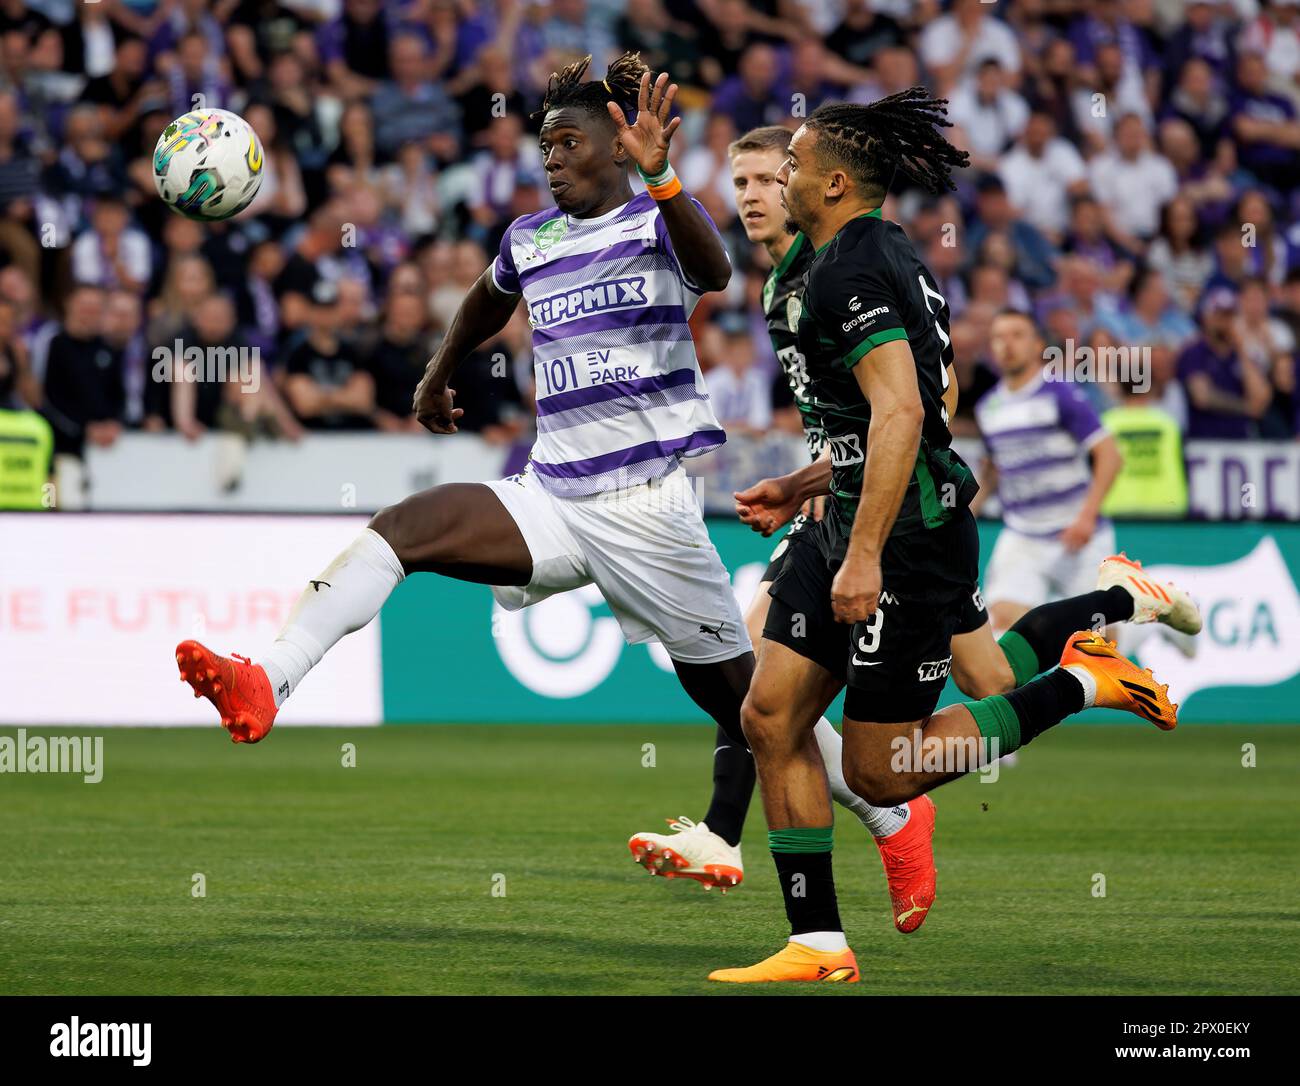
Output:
top-left (1001, 667), bottom-right (1086, 747)
top-left (702, 726), bottom-right (755, 847)
top-left (772, 846), bottom-right (842, 936)
top-left (1009, 587), bottom-right (1134, 673)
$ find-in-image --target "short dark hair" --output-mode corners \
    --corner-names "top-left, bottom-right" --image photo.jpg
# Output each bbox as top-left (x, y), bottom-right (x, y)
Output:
top-left (729, 125), bottom-right (793, 161)
top-left (992, 307), bottom-right (1044, 337)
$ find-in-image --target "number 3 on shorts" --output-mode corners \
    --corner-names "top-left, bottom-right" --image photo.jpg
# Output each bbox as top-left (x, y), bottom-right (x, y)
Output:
top-left (854, 609), bottom-right (884, 658)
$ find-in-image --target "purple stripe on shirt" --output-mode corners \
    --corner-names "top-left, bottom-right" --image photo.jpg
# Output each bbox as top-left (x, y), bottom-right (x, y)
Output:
top-left (1006, 515), bottom-right (1113, 540)
top-left (997, 453), bottom-right (1086, 476)
top-left (531, 429), bottom-right (727, 479)
top-left (518, 240), bottom-right (652, 286)
top-left (982, 421), bottom-right (1063, 443)
top-left (1000, 480), bottom-right (1089, 512)
top-left (535, 325), bottom-right (695, 357)
top-left (537, 367), bottom-right (699, 416)
top-left (531, 304), bottom-right (688, 344)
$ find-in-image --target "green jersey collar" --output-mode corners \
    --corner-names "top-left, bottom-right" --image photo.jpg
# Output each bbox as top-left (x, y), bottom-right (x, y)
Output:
top-left (771, 230), bottom-right (807, 278)
top-left (814, 207), bottom-right (883, 255)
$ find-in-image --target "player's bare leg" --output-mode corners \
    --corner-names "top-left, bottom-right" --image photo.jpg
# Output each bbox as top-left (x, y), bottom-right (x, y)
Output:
top-left (840, 630), bottom-right (1179, 809)
top-left (953, 564), bottom-right (1202, 700)
top-left (988, 600), bottom-right (1030, 635)
top-left (631, 583), bottom-right (926, 924)
top-left (177, 484), bottom-right (532, 743)
top-left (708, 641), bottom-right (861, 982)
top-left (950, 624), bottom-right (1016, 699)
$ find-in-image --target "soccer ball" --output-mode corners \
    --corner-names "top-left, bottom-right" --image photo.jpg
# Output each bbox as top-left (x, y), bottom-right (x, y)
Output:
top-left (152, 108), bottom-right (264, 221)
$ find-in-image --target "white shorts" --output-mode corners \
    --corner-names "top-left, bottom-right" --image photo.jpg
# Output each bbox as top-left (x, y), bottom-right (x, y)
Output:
top-left (484, 465), bottom-right (751, 664)
top-left (983, 522), bottom-right (1117, 610)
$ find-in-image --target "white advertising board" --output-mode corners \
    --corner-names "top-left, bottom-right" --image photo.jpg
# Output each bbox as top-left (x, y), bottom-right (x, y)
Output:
top-left (0, 514), bottom-right (381, 725)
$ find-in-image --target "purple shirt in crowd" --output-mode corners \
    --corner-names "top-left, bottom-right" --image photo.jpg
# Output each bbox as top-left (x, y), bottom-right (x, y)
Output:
top-left (1176, 338), bottom-right (1252, 440)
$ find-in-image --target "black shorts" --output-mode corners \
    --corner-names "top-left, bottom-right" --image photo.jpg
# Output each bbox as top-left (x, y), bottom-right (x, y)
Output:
top-left (955, 583), bottom-right (989, 635)
top-left (763, 509), bottom-right (981, 723)
top-left (761, 512), bottom-right (812, 583)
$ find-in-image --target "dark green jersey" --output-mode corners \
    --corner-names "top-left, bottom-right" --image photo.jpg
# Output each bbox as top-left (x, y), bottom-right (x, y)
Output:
top-left (761, 231), bottom-right (825, 458)
top-left (796, 208), bottom-right (976, 552)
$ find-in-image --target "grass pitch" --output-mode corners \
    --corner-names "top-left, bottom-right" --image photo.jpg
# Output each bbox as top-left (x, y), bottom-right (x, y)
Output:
top-left (2, 724), bottom-right (1298, 995)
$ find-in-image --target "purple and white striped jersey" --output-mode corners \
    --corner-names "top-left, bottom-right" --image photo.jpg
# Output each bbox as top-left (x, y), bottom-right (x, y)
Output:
top-left (974, 372), bottom-right (1108, 537)
top-left (490, 192), bottom-right (728, 498)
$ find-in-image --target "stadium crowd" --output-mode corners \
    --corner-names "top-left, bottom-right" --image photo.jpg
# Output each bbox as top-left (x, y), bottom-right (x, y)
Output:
top-left (1, 0), bottom-right (1299, 481)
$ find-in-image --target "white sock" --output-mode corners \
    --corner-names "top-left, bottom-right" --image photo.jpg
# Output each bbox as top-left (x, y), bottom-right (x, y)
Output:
top-left (813, 717), bottom-right (911, 838)
top-left (261, 528), bottom-right (406, 707)
top-left (789, 930), bottom-right (848, 953)
top-left (1062, 664), bottom-right (1097, 709)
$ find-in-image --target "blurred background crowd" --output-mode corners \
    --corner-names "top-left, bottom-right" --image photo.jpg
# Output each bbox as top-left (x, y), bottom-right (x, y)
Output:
top-left (1, 0), bottom-right (1299, 472)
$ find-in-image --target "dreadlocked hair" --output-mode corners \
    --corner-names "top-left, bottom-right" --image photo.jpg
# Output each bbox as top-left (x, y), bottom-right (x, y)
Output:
top-left (805, 88), bottom-right (970, 197)
top-left (529, 51), bottom-right (649, 127)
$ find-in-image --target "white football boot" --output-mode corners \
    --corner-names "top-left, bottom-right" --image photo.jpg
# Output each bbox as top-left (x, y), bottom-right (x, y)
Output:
top-left (628, 816), bottom-right (743, 892)
top-left (1097, 552), bottom-right (1202, 635)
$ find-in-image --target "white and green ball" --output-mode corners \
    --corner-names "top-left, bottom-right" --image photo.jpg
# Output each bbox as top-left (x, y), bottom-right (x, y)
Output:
top-left (152, 108), bottom-right (265, 222)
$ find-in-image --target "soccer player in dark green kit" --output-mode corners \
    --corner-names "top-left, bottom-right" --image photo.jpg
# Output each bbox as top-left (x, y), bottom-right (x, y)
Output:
top-left (709, 90), bottom-right (1187, 983)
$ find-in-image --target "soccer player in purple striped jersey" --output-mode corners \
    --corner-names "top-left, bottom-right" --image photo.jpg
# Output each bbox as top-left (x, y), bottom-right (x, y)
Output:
top-left (172, 54), bottom-right (763, 845)
top-left (972, 310), bottom-right (1124, 634)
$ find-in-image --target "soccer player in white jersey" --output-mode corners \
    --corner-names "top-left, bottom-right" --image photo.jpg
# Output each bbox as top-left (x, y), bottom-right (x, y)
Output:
top-left (175, 55), bottom-right (757, 753)
top-left (171, 55), bottom-right (922, 906)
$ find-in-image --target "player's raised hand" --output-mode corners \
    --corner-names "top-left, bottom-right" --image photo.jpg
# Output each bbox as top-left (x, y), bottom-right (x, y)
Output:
top-left (831, 553), bottom-right (882, 624)
top-left (413, 377), bottom-right (464, 435)
top-left (735, 474), bottom-right (802, 537)
top-left (607, 70), bottom-right (682, 178)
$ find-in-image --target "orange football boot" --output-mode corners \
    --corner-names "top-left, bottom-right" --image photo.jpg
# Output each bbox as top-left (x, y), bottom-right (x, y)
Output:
top-left (175, 639), bottom-right (278, 743)
top-left (708, 942), bottom-right (859, 984)
top-left (1059, 630), bottom-right (1178, 730)
top-left (874, 793), bottom-right (936, 933)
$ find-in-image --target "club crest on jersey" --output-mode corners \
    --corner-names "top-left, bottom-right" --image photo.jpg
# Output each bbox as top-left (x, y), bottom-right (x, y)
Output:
top-left (528, 277), bottom-right (648, 327)
top-left (829, 433), bottom-right (864, 467)
top-left (533, 218), bottom-right (567, 250)
top-left (917, 656), bottom-right (953, 682)
top-left (786, 293), bottom-right (802, 332)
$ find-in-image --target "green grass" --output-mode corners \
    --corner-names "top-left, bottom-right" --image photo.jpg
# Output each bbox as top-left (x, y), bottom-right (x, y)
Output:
top-left (2, 724), bottom-right (1298, 995)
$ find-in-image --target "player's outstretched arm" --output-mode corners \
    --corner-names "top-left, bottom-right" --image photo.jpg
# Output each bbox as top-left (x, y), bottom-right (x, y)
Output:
top-left (413, 269), bottom-right (519, 434)
top-left (608, 71), bottom-right (730, 293)
top-left (734, 453), bottom-right (831, 536)
top-left (832, 340), bottom-right (923, 624)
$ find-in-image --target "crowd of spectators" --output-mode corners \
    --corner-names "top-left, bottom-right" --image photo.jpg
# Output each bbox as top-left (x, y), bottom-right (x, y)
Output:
top-left (1, 0), bottom-right (1299, 469)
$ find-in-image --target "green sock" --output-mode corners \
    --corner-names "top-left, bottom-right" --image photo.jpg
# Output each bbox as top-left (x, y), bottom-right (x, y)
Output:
top-left (964, 693), bottom-right (1022, 760)
top-left (997, 629), bottom-right (1039, 687)
top-left (768, 826), bottom-right (833, 853)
